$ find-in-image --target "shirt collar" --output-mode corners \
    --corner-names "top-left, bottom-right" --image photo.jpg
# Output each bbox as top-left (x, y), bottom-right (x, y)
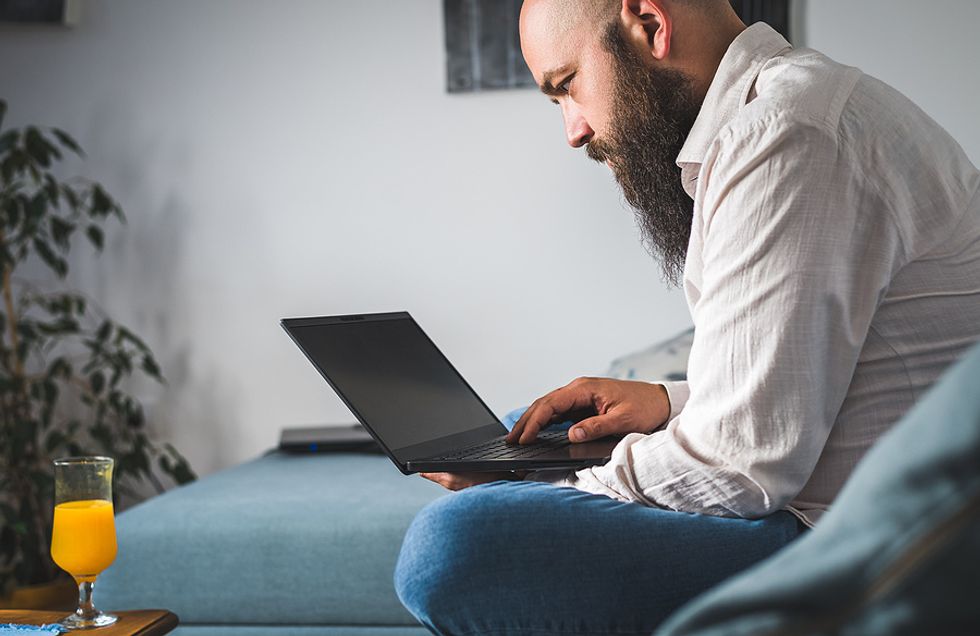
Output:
top-left (676, 22), bottom-right (793, 198)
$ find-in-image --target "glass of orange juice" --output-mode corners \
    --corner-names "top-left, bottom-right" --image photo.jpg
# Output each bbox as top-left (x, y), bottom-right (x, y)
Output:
top-left (50, 456), bottom-right (118, 630)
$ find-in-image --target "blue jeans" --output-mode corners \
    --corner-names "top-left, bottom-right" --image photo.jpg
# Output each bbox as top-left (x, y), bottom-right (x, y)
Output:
top-left (395, 480), bottom-right (804, 635)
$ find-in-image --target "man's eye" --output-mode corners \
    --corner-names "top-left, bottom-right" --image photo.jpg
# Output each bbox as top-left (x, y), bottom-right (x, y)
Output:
top-left (558, 77), bottom-right (573, 93)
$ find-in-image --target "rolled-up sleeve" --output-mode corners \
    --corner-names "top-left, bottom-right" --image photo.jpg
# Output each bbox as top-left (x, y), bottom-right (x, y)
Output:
top-left (529, 115), bottom-right (907, 518)
top-left (659, 380), bottom-right (691, 420)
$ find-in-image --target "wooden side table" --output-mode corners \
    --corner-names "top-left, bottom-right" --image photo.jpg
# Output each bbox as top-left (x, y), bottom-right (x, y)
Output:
top-left (0, 609), bottom-right (177, 635)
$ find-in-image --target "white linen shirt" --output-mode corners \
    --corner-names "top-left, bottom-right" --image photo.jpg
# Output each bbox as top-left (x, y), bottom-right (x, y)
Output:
top-left (528, 23), bottom-right (980, 527)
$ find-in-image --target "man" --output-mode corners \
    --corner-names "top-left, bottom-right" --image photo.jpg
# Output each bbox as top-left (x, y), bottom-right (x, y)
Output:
top-left (395, 0), bottom-right (980, 634)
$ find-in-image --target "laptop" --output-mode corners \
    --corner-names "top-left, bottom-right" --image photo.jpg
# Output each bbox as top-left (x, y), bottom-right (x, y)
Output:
top-left (281, 312), bottom-right (620, 474)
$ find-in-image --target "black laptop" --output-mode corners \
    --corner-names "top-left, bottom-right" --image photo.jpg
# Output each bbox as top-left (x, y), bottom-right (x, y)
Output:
top-left (281, 312), bottom-right (620, 474)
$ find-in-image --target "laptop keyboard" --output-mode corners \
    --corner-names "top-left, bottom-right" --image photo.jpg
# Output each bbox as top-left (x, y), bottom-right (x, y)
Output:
top-left (429, 430), bottom-right (572, 461)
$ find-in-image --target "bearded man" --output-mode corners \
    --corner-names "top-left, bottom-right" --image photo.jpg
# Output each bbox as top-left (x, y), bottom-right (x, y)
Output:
top-left (394, 0), bottom-right (980, 634)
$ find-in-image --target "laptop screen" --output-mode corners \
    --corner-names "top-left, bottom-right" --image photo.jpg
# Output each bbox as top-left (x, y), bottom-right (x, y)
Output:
top-left (283, 314), bottom-right (501, 453)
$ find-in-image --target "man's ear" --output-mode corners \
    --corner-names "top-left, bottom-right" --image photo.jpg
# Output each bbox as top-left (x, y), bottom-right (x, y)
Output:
top-left (620, 0), bottom-right (672, 61)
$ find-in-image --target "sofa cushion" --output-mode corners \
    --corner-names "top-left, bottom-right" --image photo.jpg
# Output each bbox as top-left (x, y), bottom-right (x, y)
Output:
top-left (606, 327), bottom-right (693, 382)
top-left (97, 452), bottom-right (446, 629)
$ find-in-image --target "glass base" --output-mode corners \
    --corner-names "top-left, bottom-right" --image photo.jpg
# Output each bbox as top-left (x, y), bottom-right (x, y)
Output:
top-left (59, 611), bottom-right (117, 630)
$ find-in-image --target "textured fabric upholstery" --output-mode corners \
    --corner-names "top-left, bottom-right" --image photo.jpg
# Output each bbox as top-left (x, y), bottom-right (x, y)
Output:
top-left (658, 341), bottom-right (980, 635)
top-left (98, 452), bottom-right (445, 632)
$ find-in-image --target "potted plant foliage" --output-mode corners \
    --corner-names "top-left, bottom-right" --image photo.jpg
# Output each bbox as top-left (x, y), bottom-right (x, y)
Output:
top-left (0, 99), bottom-right (195, 605)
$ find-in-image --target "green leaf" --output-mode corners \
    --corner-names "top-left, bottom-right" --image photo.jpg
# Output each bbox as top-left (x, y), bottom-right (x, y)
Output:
top-left (51, 128), bottom-right (84, 157)
top-left (0, 130), bottom-right (15, 156)
top-left (32, 238), bottom-right (68, 277)
top-left (37, 317), bottom-right (79, 336)
top-left (96, 320), bottom-right (111, 343)
top-left (126, 402), bottom-right (144, 428)
top-left (46, 356), bottom-right (72, 379)
top-left (90, 185), bottom-right (113, 218)
top-left (161, 446), bottom-right (196, 484)
top-left (49, 216), bottom-right (75, 250)
top-left (24, 127), bottom-right (53, 168)
top-left (43, 174), bottom-right (60, 205)
top-left (89, 371), bottom-right (105, 395)
top-left (90, 423), bottom-right (113, 450)
top-left (85, 224), bottom-right (104, 250)
top-left (0, 139), bottom-right (25, 183)
top-left (140, 355), bottom-right (162, 381)
top-left (61, 185), bottom-right (80, 211)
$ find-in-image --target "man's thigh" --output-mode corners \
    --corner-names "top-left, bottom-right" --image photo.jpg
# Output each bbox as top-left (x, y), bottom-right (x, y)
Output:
top-left (395, 480), bottom-right (803, 636)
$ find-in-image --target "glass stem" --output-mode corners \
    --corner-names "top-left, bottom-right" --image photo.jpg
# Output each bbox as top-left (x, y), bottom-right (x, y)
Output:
top-left (76, 580), bottom-right (98, 619)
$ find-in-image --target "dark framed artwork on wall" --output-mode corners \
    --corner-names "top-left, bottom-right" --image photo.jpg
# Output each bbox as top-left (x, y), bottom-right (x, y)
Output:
top-left (0, 0), bottom-right (78, 25)
top-left (730, 0), bottom-right (790, 41)
top-left (443, 0), bottom-right (792, 93)
top-left (443, 0), bottom-right (535, 93)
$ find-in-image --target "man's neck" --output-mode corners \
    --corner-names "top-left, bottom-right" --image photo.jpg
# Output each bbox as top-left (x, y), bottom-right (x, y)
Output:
top-left (689, 21), bottom-right (748, 106)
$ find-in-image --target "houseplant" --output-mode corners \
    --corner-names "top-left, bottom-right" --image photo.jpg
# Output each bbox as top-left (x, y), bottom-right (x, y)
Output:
top-left (0, 99), bottom-right (195, 601)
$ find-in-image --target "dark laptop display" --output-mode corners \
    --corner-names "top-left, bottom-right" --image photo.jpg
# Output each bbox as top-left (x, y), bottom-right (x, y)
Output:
top-left (281, 312), bottom-right (619, 474)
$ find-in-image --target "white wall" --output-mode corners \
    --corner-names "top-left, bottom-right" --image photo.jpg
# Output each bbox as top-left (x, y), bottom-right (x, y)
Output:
top-left (0, 1), bottom-right (690, 475)
top-left (2, 1), bottom-right (977, 477)
top-left (794, 0), bottom-right (980, 163)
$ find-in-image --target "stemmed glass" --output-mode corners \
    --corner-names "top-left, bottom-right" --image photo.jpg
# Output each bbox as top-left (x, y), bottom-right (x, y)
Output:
top-left (50, 456), bottom-right (119, 630)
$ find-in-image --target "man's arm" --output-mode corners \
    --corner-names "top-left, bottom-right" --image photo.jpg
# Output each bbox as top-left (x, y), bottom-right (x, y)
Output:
top-left (527, 115), bottom-right (907, 517)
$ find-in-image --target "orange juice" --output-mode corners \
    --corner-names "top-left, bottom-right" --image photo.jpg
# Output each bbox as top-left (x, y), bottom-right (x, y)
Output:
top-left (51, 499), bottom-right (117, 582)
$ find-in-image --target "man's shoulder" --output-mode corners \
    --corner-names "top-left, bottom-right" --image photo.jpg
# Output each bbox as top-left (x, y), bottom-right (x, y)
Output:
top-left (732, 47), bottom-right (864, 142)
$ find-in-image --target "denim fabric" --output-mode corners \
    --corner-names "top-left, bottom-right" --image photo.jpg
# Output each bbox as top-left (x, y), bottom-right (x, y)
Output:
top-left (394, 481), bottom-right (803, 635)
top-left (658, 342), bottom-right (980, 636)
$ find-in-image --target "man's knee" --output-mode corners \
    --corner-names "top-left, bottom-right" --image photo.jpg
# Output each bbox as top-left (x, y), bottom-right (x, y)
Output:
top-left (394, 481), bottom-right (530, 621)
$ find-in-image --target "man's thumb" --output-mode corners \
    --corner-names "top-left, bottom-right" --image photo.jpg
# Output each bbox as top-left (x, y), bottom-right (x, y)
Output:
top-left (569, 415), bottom-right (615, 442)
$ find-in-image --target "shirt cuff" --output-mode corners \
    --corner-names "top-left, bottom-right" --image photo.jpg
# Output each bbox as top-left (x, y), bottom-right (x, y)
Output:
top-left (657, 380), bottom-right (691, 420)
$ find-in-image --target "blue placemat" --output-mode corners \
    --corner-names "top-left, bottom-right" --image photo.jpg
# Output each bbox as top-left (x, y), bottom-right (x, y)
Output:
top-left (0, 625), bottom-right (63, 635)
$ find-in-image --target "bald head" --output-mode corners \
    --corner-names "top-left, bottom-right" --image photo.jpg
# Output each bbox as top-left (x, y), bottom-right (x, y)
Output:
top-left (521, 0), bottom-right (745, 111)
top-left (522, 0), bottom-right (731, 42)
top-left (528, 0), bottom-right (619, 39)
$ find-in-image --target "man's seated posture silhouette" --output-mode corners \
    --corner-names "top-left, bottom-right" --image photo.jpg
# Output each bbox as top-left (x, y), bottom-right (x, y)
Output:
top-left (394, 1), bottom-right (980, 634)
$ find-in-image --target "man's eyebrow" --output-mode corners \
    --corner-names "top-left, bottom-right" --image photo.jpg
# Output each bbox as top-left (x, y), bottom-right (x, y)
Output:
top-left (539, 65), bottom-right (572, 95)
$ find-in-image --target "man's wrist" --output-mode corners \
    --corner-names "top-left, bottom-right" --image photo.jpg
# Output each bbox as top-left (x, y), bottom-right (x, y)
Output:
top-left (652, 382), bottom-right (671, 428)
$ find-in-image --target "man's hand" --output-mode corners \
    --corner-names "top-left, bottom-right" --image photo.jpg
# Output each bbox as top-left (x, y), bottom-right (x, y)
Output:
top-left (420, 471), bottom-right (524, 491)
top-left (506, 377), bottom-right (671, 445)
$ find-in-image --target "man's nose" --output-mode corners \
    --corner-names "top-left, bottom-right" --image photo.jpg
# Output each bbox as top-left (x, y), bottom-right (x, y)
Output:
top-left (561, 103), bottom-right (594, 148)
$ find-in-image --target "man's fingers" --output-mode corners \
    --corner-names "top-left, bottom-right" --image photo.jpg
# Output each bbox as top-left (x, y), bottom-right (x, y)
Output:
top-left (420, 472), bottom-right (471, 491)
top-left (516, 401), bottom-right (556, 444)
top-left (419, 471), bottom-right (519, 491)
top-left (568, 414), bottom-right (620, 443)
top-left (420, 472), bottom-right (451, 488)
top-left (509, 381), bottom-right (599, 444)
top-left (507, 398), bottom-right (552, 443)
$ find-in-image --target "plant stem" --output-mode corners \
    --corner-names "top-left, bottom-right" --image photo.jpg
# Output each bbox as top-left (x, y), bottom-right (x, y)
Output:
top-left (0, 231), bottom-right (54, 584)
top-left (0, 232), bottom-right (24, 378)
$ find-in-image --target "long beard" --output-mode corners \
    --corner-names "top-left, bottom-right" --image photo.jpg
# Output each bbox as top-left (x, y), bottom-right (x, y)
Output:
top-left (586, 22), bottom-right (700, 286)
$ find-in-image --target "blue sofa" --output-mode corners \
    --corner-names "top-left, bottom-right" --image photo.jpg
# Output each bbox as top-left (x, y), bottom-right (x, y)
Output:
top-left (97, 332), bottom-right (695, 634)
top-left (98, 453), bottom-right (447, 635)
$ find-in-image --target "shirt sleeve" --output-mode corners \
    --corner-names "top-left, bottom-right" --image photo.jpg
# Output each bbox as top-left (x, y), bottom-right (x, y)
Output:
top-left (659, 380), bottom-right (691, 419)
top-left (527, 114), bottom-right (907, 517)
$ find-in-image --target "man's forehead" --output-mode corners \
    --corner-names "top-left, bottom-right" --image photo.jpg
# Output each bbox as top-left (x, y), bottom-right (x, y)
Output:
top-left (520, 0), bottom-right (593, 81)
